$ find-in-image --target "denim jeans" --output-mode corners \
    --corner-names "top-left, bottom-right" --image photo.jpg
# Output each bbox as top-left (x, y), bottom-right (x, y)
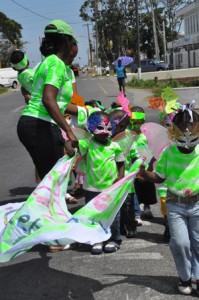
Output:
top-left (85, 190), bottom-right (121, 242)
top-left (166, 200), bottom-right (199, 281)
top-left (134, 193), bottom-right (142, 218)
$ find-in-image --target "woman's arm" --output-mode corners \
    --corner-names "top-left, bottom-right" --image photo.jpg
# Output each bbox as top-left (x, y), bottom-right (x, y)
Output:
top-left (42, 84), bottom-right (78, 148)
top-left (138, 164), bottom-right (164, 184)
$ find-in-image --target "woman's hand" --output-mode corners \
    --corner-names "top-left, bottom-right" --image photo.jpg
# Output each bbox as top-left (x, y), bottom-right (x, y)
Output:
top-left (67, 130), bottom-right (79, 148)
top-left (65, 140), bottom-right (75, 157)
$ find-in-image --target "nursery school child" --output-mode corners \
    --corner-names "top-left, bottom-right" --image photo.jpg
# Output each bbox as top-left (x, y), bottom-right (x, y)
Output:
top-left (109, 109), bottom-right (138, 238)
top-left (138, 106), bottom-right (199, 296)
top-left (78, 111), bottom-right (125, 255)
top-left (131, 106), bottom-right (157, 220)
top-left (10, 49), bottom-right (35, 104)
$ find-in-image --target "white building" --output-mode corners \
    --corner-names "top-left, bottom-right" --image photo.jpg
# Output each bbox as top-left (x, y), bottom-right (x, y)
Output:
top-left (167, 0), bottom-right (199, 69)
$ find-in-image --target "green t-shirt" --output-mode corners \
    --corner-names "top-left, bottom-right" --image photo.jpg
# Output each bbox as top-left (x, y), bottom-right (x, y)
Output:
top-left (18, 68), bottom-right (35, 93)
top-left (155, 144), bottom-right (199, 197)
top-left (21, 54), bottom-right (73, 123)
top-left (79, 138), bottom-right (125, 192)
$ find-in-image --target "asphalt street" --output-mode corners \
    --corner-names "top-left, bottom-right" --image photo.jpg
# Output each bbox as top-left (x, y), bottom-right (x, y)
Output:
top-left (0, 74), bottom-right (197, 300)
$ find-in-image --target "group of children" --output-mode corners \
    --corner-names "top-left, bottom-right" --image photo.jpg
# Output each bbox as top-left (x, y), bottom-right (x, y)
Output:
top-left (9, 48), bottom-right (199, 297)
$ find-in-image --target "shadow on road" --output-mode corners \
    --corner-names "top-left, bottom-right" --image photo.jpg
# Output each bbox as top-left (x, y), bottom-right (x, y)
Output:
top-left (0, 251), bottom-right (103, 300)
top-left (9, 186), bottom-right (35, 196)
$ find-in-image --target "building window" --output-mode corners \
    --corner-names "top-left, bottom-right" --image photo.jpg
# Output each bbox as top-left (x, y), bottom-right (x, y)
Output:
top-left (188, 17), bottom-right (190, 34)
top-left (193, 14), bottom-right (196, 33)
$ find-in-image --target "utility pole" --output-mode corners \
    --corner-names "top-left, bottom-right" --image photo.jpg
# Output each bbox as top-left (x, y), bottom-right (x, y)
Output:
top-left (135, 0), bottom-right (141, 79)
top-left (150, 0), bottom-right (160, 60)
top-left (84, 23), bottom-right (93, 69)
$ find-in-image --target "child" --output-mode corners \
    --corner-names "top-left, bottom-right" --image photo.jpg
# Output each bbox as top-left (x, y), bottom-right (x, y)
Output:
top-left (138, 107), bottom-right (199, 296)
top-left (78, 111), bottom-right (125, 254)
top-left (131, 106), bottom-right (157, 220)
top-left (109, 109), bottom-right (138, 238)
top-left (10, 49), bottom-right (35, 104)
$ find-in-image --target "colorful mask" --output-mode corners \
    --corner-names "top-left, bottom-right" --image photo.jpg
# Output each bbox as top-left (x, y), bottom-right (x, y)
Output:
top-left (93, 117), bottom-right (113, 136)
top-left (88, 113), bottom-right (115, 136)
top-left (168, 123), bottom-right (199, 149)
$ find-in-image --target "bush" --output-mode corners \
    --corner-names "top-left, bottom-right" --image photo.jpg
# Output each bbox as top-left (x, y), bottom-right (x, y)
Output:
top-left (127, 77), bottom-right (184, 97)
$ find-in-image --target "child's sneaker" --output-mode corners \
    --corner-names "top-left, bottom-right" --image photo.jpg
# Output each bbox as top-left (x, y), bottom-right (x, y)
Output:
top-left (135, 217), bottom-right (143, 226)
top-left (91, 243), bottom-right (103, 255)
top-left (178, 278), bottom-right (192, 295)
top-left (104, 240), bottom-right (120, 253)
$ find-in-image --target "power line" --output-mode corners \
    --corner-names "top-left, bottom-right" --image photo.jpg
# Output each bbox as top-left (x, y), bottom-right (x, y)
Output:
top-left (10, 0), bottom-right (51, 20)
top-left (10, 0), bottom-right (85, 24)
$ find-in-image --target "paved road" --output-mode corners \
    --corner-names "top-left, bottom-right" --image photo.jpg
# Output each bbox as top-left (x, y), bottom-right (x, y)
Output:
top-left (0, 76), bottom-right (197, 300)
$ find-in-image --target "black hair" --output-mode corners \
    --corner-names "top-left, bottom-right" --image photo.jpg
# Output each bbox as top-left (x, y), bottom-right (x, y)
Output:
top-left (111, 102), bottom-right (121, 109)
top-left (173, 109), bottom-right (199, 125)
top-left (131, 106), bottom-right (145, 113)
top-left (40, 33), bottom-right (69, 57)
top-left (85, 100), bottom-right (103, 109)
top-left (10, 50), bottom-right (24, 64)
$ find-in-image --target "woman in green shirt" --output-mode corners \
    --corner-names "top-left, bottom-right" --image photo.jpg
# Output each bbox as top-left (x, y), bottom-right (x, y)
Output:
top-left (17, 20), bottom-right (78, 180)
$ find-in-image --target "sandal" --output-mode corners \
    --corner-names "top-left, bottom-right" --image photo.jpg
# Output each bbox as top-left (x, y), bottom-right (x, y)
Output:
top-left (70, 187), bottom-right (84, 196)
top-left (66, 196), bottom-right (78, 204)
top-left (49, 245), bottom-right (65, 253)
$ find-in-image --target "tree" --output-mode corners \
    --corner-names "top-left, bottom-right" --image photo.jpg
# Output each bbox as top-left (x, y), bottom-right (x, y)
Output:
top-left (0, 12), bottom-right (23, 67)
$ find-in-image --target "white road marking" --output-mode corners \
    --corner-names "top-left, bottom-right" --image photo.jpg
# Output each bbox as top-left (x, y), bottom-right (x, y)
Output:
top-left (11, 105), bottom-right (25, 112)
top-left (97, 83), bottom-right (108, 95)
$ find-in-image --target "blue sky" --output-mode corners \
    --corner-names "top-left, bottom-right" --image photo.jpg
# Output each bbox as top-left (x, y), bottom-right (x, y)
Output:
top-left (1, 0), bottom-right (90, 67)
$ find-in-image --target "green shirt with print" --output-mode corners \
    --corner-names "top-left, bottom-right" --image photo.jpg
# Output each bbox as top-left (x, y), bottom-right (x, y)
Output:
top-left (155, 144), bottom-right (199, 197)
top-left (79, 138), bottom-right (125, 192)
top-left (21, 54), bottom-right (73, 123)
top-left (18, 68), bottom-right (35, 93)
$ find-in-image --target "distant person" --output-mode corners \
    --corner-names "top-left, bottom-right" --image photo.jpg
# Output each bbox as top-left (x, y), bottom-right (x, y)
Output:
top-left (105, 65), bottom-right (110, 76)
top-left (115, 59), bottom-right (126, 96)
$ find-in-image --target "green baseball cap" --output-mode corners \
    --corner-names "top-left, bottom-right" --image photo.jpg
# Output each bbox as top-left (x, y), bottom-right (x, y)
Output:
top-left (45, 19), bottom-right (77, 42)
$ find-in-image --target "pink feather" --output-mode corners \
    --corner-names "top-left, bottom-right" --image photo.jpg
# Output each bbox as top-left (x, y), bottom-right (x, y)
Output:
top-left (117, 92), bottom-right (131, 116)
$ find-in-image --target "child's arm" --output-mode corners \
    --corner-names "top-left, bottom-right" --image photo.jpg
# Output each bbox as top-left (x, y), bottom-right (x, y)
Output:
top-left (113, 161), bottom-right (125, 184)
top-left (138, 164), bottom-right (164, 184)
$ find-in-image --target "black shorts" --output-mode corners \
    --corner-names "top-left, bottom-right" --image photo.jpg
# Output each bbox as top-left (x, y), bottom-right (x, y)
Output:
top-left (117, 77), bottom-right (125, 86)
top-left (134, 178), bottom-right (157, 205)
top-left (17, 116), bottom-right (65, 179)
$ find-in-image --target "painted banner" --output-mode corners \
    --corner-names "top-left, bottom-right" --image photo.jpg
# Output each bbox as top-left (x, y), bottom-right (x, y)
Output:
top-left (0, 155), bottom-right (137, 263)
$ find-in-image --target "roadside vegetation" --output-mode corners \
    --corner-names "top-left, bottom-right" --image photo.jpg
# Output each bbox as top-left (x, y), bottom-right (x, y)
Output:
top-left (127, 76), bottom-right (199, 97)
top-left (0, 87), bottom-right (8, 95)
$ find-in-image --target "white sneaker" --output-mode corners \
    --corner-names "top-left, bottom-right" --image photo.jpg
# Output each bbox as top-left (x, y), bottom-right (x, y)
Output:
top-left (178, 278), bottom-right (192, 295)
top-left (135, 217), bottom-right (143, 226)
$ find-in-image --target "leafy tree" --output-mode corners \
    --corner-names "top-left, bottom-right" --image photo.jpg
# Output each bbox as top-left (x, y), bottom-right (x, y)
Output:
top-left (0, 12), bottom-right (23, 67)
top-left (79, 0), bottom-right (195, 66)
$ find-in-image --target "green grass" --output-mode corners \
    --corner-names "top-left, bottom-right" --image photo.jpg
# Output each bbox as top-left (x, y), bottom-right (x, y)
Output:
top-left (126, 76), bottom-right (197, 97)
top-left (0, 87), bottom-right (8, 95)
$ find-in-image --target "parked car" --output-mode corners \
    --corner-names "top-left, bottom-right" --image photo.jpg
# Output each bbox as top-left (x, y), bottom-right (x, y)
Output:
top-left (0, 67), bottom-right (19, 88)
top-left (0, 77), bottom-right (18, 89)
top-left (131, 59), bottom-right (169, 73)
